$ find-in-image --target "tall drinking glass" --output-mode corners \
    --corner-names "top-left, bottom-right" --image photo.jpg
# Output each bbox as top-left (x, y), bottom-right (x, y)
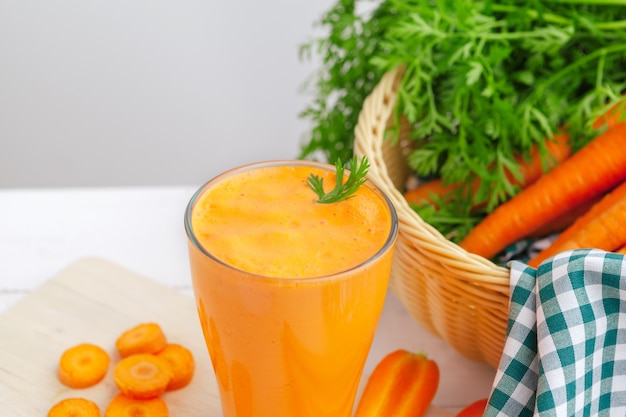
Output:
top-left (185, 160), bottom-right (398, 417)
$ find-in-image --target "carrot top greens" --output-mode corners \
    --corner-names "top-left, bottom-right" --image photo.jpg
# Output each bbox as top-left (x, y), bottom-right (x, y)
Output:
top-left (307, 156), bottom-right (370, 203)
top-left (299, 0), bottom-right (626, 237)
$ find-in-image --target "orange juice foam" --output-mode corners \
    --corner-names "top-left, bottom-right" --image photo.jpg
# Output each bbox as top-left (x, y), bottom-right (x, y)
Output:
top-left (190, 163), bottom-right (392, 278)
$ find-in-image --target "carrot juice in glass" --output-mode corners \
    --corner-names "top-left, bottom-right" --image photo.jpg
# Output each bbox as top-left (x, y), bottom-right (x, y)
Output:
top-left (184, 160), bottom-right (398, 417)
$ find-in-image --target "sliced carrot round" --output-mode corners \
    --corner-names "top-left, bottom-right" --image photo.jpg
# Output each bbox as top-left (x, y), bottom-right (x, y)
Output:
top-left (156, 343), bottom-right (195, 390)
top-left (48, 397), bottom-right (101, 417)
top-left (115, 323), bottom-right (167, 358)
top-left (58, 343), bottom-right (110, 389)
top-left (105, 393), bottom-right (168, 417)
top-left (114, 354), bottom-right (172, 400)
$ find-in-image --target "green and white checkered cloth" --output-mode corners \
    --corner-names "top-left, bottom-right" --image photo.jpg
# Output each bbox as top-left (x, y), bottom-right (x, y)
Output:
top-left (485, 249), bottom-right (626, 416)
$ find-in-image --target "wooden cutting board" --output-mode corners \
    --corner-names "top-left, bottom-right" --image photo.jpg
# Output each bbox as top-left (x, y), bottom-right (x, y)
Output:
top-left (0, 257), bottom-right (221, 416)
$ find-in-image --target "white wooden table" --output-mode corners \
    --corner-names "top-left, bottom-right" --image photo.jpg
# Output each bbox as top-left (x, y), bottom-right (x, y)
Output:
top-left (0, 186), bottom-right (497, 414)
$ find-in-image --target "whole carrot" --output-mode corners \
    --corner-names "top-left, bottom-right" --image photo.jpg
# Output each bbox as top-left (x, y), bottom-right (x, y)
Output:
top-left (527, 194), bottom-right (601, 239)
top-left (353, 350), bottom-right (439, 417)
top-left (404, 133), bottom-right (571, 209)
top-left (528, 181), bottom-right (626, 265)
top-left (528, 179), bottom-right (626, 267)
top-left (459, 123), bottom-right (626, 259)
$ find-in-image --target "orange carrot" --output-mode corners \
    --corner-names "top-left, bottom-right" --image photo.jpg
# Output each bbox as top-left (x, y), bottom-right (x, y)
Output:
top-left (459, 123), bottom-right (626, 259)
top-left (116, 323), bottom-right (167, 358)
top-left (105, 394), bottom-right (168, 417)
top-left (527, 194), bottom-right (602, 239)
top-left (528, 179), bottom-right (626, 267)
top-left (48, 398), bottom-right (101, 417)
top-left (155, 343), bottom-right (195, 391)
top-left (591, 99), bottom-right (625, 130)
top-left (405, 178), bottom-right (463, 207)
top-left (114, 354), bottom-right (173, 400)
top-left (529, 183), bottom-right (623, 265)
top-left (407, 100), bottom-right (620, 209)
top-left (58, 343), bottom-right (110, 389)
top-left (454, 398), bottom-right (489, 417)
top-left (404, 132), bottom-right (571, 208)
top-left (353, 350), bottom-right (439, 417)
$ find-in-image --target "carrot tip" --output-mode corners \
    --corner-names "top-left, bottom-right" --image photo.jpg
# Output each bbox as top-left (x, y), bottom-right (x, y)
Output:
top-left (354, 350), bottom-right (439, 417)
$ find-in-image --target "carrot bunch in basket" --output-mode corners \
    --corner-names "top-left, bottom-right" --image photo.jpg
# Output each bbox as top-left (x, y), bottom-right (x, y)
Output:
top-left (404, 132), bottom-right (572, 210)
top-left (404, 104), bottom-right (626, 263)
top-left (457, 122), bottom-right (626, 262)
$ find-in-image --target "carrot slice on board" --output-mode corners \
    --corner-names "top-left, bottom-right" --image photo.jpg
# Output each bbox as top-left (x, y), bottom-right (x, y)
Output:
top-left (58, 343), bottom-right (110, 389)
top-left (105, 393), bottom-right (168, 417)
top-left (114, 354), bottom-right (173, 400)
top-left (47, 397), bottom-right (101, 417)
top-left (115, 323), bottom-right (167, 358)
top-left (156, 343), bottom-right (195, 390)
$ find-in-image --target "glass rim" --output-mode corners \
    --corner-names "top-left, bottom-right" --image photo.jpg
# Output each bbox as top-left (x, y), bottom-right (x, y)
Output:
top-left (184, 159), bottom-right (399, 283)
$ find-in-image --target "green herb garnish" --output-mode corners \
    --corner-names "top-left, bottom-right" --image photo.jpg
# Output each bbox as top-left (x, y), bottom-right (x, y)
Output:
top-left (307, 156), bottom-right (370, 203)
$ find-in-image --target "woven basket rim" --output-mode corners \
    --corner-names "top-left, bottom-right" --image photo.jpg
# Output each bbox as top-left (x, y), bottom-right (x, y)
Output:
top-left (355, 66), bottom-right (509, 283)
top-left (353, 65), bottom-right (510, 368)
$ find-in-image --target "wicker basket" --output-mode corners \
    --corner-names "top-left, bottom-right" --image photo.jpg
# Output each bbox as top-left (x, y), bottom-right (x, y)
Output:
top-left (354, 66), bottom-right (511, 368)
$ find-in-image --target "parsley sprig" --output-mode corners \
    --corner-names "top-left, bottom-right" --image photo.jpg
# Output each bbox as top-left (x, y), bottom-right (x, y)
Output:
top-left (307, 156), bottom-right (370, 203)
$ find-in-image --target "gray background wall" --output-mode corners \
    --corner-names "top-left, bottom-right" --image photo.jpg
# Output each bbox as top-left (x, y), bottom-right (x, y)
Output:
top-left (0, 0), bottom-right (335, 188)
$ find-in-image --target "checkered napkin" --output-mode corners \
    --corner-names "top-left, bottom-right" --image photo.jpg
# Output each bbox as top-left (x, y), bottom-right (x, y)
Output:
top-left (484, 249), bottom-right (626, 417)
